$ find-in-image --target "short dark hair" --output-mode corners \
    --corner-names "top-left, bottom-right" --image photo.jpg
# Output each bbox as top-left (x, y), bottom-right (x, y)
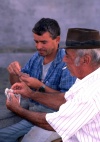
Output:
top-left (32, 18), bottom-right (60, 39)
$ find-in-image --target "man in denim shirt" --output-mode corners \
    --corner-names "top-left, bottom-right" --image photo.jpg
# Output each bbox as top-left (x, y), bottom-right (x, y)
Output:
top-left (0, 18), bottom-right (76, 142)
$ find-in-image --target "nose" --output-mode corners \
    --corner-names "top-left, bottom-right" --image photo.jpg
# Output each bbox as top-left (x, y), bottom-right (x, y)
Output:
top-left (36, 42), bottom-right (42, 50)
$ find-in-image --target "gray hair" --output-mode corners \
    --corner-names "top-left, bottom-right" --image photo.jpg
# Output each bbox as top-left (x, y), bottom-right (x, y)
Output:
top-left (74, 49), bottom-right (100, 66)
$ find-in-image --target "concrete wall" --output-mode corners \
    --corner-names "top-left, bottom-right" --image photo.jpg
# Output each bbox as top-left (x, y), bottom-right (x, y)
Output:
top-left (0, 0), bottom-right (100, 50)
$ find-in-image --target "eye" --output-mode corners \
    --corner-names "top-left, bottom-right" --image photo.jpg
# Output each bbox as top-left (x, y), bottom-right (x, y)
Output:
top-left (42, 41), bottom-right (47, 44)
top-left (34, 40), bottom-right (38, 44)
top-left (65, 51), bottom-right (69, 57)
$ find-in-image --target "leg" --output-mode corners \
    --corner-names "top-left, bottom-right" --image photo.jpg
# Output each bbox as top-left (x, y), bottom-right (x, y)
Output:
top-left (22, 104), bottom-right (60, 142)
top-left (0, 119), bottom-right (33, 142)
top-left (21, 126), bottom-right (60, 142)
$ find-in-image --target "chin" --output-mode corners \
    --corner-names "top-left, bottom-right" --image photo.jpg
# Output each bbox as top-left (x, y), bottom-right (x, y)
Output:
top-left (39, 52), bottom-right (45, 56)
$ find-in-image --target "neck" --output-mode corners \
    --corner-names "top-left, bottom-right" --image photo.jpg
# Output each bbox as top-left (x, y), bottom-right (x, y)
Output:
top-left (43, 49), bottom-right (58, 65)
top-left (79, 64), bottom-right (100, 79)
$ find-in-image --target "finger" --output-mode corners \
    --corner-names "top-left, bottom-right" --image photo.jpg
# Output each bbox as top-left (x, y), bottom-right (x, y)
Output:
top-left (19, 76), bottom-right (28, 83)
top-left (7, 65), bottom-right (16, 75)
top-left (14, 61), bottom-right (21, 71)
top-left (10, 62), bottom-right (21, 75)
top-left (19, 72), bottom-right (30, 78)
top-left (13, 65), bottom-right (21, 75)
top-left (11, 83), bottom-right (21, 90)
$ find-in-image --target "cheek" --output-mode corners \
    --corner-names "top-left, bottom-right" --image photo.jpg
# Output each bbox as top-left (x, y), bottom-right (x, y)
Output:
top-left (64, 58), bottom-right (74, 65)
top-left (44, 43), bottom-right (51, 50)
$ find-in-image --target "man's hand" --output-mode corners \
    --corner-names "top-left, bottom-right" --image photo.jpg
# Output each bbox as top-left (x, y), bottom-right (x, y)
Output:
top-left (11, 82), bottom-right (33, 98)
top-left (6, 92), bottom-right (21, 112)
top-left (19, 75), bottom-right (43, 89)
top-left (6, 92), bottom-right (54, 131)
top-left (7, 61), bottom-right (21, 76)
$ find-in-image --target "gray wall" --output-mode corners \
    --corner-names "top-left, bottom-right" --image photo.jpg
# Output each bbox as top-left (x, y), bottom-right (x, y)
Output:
top-left (0, 0), bottom-right (100, 50)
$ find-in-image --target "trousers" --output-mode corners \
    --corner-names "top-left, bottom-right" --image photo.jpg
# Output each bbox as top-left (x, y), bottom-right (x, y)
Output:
top-left (0, 119), bottom-right (33, 142)
top-left (21, 126), bottom-right (60, 142)
top-left (0, 104), bottom-right (56, 142)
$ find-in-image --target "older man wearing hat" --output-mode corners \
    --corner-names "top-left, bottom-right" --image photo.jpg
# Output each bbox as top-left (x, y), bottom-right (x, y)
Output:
top-left (4, 28), bottom-right (100, 142)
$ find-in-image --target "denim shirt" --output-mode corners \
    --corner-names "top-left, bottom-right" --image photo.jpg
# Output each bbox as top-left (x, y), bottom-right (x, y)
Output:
top-left (22, 48), bottom-right (76, 92)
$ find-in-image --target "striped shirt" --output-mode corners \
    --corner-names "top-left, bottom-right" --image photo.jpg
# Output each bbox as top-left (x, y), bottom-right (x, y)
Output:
top-left (46, 68), bottom-right (100, 142)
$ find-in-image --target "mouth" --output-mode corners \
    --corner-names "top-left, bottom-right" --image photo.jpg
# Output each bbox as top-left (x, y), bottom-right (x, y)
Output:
top-left (38, 51), bottom-right (44, 55)
top-left (38, 49), bottom-right (45, 53)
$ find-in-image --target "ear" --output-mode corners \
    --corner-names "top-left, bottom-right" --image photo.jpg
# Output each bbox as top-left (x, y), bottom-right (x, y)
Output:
top-left (56, 36), bottom-right (60, 43)
top-left (81, 54), bottom-right (91, 65)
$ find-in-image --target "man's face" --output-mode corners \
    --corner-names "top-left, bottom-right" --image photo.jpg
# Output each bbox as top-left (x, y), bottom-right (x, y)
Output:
top-left (63, 49), bottom-right (82, 78)
top-left (33, 32), bottom-right (60, 57)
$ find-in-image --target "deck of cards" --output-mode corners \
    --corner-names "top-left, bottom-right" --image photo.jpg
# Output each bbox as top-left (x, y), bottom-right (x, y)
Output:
top-left (5, 88), bottom-right (21, 104)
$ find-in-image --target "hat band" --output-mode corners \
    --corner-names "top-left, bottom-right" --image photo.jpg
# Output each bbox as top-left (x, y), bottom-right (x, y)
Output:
top-left (66, 40), bottom-right (100, 47)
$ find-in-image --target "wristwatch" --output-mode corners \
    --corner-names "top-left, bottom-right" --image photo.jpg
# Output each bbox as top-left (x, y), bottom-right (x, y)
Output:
top-left (38, 85), bottom-right (45, 92)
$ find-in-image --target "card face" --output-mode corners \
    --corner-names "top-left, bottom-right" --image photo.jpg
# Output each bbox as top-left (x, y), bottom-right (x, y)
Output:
top-left (5, 88), bottom-right (12, 100)
top-left (5, 88), bottom-right (21, 103)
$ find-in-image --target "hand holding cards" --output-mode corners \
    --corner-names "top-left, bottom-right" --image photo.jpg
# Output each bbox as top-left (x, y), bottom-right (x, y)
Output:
top-left (5, 88), bottom-right (21, 104)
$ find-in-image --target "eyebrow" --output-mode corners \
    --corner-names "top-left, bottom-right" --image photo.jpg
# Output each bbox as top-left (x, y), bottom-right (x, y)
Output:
top-left (34, 40), bottom-right (47, 42)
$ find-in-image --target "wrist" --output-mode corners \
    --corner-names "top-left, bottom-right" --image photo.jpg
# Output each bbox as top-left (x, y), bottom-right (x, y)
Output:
top-left (38, 84), bottom-right (46, 92)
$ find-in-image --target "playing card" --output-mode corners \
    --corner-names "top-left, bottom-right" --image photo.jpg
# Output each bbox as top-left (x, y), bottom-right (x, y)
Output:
top-left (5, 88), bottom-right (21, 104)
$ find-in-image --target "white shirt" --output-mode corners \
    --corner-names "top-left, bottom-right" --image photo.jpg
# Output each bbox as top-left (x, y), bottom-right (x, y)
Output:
top-left (46, 68), bottom-right (100, 142)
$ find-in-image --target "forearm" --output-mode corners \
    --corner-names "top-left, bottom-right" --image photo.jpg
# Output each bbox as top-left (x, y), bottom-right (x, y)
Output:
top-left (11, 82), bottom-right (66, 110)
top-left (15, 106), bottom-right (54, 131)
top-left (9, 74), bottom-right (20, 85)
top-left (44, 85), bottom-right (60, 93)
top-left (30, 92), bottom-right (66, 110)
top-left (29, 80), bottom-right (60, 93)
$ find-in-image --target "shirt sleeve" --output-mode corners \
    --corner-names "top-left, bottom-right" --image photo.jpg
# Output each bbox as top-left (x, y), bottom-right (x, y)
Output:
top-left (46, 97), bottom-right (99, 140)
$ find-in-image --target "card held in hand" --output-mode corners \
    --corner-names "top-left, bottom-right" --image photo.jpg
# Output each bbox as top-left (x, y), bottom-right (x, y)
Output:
top-left (5, 88), bottom-right (21, 104)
